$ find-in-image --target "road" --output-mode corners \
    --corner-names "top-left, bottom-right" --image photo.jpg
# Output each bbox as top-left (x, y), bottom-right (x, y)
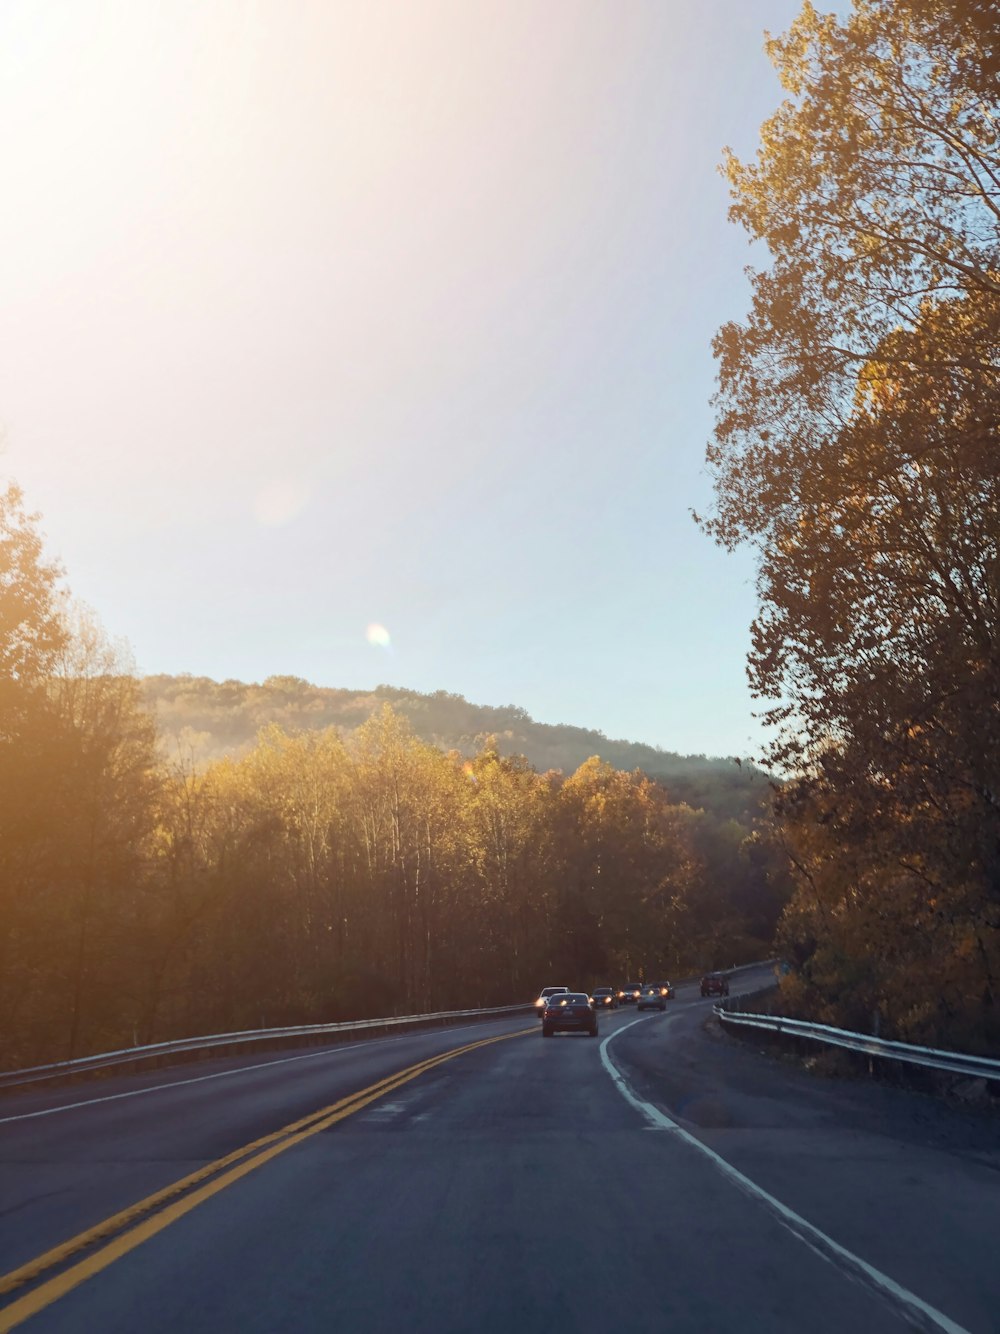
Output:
top-left (1, 967), bottom-right (997, 1332)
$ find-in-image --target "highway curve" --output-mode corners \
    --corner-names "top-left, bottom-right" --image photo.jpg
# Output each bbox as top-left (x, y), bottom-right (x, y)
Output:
top-left (1, 966), bottom-right (996, 1333)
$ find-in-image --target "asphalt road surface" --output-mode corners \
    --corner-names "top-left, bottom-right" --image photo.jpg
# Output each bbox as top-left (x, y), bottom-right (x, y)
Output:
top-left (2, 967), bottom-right (997, 1333)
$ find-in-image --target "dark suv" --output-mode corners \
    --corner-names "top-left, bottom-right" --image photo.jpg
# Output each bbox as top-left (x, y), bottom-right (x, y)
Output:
top-left (700, 972), bottom-right (730, 998)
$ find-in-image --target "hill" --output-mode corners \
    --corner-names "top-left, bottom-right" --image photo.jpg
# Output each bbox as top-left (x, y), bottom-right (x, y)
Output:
top-left (142, 674), bottom-right (770, 820)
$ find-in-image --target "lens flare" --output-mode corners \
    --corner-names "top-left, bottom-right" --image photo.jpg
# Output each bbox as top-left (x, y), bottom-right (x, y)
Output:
top-left (462, 761), bottom-right (478, 784)
top-left (366, 623), bottom-right (391, 648)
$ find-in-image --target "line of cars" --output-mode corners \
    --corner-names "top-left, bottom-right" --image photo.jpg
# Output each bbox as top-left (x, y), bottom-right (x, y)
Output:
top-left (534, 974), bottom-right (731, 1036)
top-left (603, 981), bottom-right (677, 1008)
top-left (534, 979), bottom-right (679, 1036)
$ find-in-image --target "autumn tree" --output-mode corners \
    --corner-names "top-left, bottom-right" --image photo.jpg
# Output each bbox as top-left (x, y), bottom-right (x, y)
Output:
top-left (345, 707), bottom-right (479, 1012)
top-left (0, 483), bottom-right (66, 690)
top-left (49, 611), bottom-right (160, 1056)
top-left (0, 486), bottom-right (69, 1063)
top-left (706, 0), bottom-right (999, 754)
top-left (0, 593), bottom-right (161, 1062)
top-left (139, 751), bottom-right (222, 1041)
top-left (703, 0), bottom-right (1000, 1042)
top-left (464, 742), bottom-right (554, 997)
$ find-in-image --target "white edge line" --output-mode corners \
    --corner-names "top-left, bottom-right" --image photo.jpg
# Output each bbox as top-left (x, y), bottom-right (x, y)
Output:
top-left (0, 1018), bottom-right (523, 1125)
top-left (599, 1018), bottom-right (970, 1334)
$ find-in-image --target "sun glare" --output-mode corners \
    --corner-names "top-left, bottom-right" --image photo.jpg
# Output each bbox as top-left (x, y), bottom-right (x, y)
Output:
top-left (366, 622), bottom-right (391, 649)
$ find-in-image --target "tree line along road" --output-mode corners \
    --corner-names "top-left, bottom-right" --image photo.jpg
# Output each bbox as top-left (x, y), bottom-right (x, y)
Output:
top-left (1, 965), bottom-right (996, 1333)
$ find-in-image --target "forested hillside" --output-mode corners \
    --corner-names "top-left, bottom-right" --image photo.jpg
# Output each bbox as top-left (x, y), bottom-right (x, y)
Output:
top-left (142, 674), bottom-right (767, 821)
top-left (0, 487), bottom-right (789, 1071)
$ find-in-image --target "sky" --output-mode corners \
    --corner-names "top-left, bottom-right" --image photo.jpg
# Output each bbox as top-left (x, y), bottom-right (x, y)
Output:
top-left (0, 0), bottom-right (810, 759)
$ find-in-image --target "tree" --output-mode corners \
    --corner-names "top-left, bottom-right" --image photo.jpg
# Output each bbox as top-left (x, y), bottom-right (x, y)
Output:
top-left (0, 483), bottom-right (66, 689)
top-left (50, 611), bottom-right (160, 1057)
top-left (347, 706), bottom-right (474, 1012)
top-left (0, 599), bottom-right (161, 1064)
top-left (465, 741), bottom-right (553, 996)
top-left (0, 485), bottom-right (69, 1063)
top-left (705, 0), bottom-right (1000, 776)
top-left (702, 0), bottom-right (1000, 1044)
top-left (708, 0), bottom-right (999, 562)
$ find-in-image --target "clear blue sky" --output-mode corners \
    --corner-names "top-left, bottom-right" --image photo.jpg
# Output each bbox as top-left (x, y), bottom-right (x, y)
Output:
top-left (1, 0), bottom-right (808, 758)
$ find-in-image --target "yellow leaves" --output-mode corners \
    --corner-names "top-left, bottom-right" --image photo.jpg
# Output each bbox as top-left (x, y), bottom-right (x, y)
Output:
top-left (764, 2), bottom-right (827, 97)
top-left (854, 353), bottom-right (900, 413)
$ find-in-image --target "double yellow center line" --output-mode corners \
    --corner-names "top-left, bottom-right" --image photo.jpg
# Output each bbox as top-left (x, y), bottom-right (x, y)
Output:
top-left (0, 1025), bottom-right (533, 1330)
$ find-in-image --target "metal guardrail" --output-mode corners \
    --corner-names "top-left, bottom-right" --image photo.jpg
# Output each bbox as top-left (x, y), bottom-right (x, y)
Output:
top-left (0, 1003), bottom-right (535, 1091)
top-left (715, 1006), bottom-right (1000, 1083)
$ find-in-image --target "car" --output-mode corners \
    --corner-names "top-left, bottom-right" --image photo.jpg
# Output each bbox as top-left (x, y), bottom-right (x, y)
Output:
top-left (542, 992), bottom-right (598, 1037)
top-left (619, 981), bottom-right (642, 1004)
top-left (590, 987), bottom-right (618, 1010)
top-left (651, 980), bottom-right (675, 1000)
top-left (534, 986), bottom-right (569, 1018)
top-left (637, 984), bottom-right (666, 1011)
top-left (700, 972), bottom-right (730, 997)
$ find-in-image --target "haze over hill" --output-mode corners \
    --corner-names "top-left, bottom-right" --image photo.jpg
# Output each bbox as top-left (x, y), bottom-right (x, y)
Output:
top-left (143, 674), bottom-right (768, 820)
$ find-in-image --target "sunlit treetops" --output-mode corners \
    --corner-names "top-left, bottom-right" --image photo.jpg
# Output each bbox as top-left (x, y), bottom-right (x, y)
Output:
top-left (142, 673), bottom-right (768, 822)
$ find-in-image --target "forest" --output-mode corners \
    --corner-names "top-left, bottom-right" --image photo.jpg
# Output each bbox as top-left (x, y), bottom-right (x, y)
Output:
top-left (0, 484), bottom-right (787, 1070)
top-left (706, 0), bottom-right (1000, 1052)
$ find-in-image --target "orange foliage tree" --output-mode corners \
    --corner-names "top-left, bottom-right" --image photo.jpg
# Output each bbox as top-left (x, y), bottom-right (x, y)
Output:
top-left (702, 0), bottom-right (1000, 1045)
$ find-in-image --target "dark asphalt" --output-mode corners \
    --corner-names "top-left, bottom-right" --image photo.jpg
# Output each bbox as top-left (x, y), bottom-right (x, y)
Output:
top-left (2, 969), bottom-right (996, 1333)
top-left (0, 1013), bottom-right (536, 1275)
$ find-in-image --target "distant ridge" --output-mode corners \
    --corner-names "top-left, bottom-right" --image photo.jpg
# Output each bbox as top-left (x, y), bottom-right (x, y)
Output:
top-left (142, 674), bottom-right (768, 820)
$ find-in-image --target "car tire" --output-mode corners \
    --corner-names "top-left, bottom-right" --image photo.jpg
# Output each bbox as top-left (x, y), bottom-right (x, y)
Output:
top-left (588, 1027), bottom-right (598, 1037)
top-left (542, 1025), bottom-right (553, 1037)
